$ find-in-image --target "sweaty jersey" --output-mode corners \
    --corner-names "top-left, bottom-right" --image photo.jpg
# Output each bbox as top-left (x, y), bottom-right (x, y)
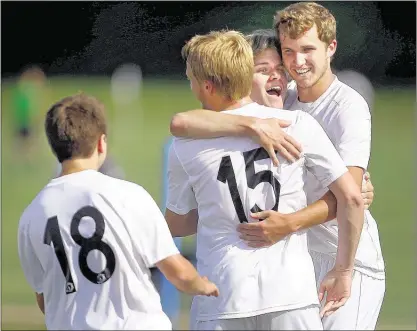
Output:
top-left (166, 103), bottom-right (348, 321)
top-left (285, 76), bottom-right (385, 279)
top-left (18, 170), bottom-right (178, 330)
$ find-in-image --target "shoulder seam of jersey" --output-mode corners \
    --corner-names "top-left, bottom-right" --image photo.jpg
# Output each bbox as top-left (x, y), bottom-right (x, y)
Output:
top-left (172, 140), bottom-right (192, 178)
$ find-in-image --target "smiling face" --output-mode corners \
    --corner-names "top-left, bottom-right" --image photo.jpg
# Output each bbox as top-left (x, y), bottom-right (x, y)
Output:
top-left (273, 2), bottom-right (338, 95)
top-left (279, 24), bottom-right (336, 90)
top-left (251, 48), bottom-right (288, 108)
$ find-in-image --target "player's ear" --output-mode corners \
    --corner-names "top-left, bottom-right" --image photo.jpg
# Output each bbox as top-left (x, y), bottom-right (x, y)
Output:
top-left (204, 80), bottom-right (215, 95)
top-left (97, 134), bottom-right (106, 154)
top-left (326, 39), bottom-right (337, 59)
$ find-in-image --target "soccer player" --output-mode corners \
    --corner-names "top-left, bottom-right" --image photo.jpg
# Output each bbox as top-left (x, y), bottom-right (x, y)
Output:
top-left (169, 3), bottom-right (385, 329)
top-left (275, 4), bottom-right (384, 329)
top-left (17, 93), bottom-right (219, 330)
top-left (165, 30), bottom-right (364, 330)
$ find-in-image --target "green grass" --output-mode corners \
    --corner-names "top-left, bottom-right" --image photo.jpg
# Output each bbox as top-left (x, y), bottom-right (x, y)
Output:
top-left (1, 78), bottom-right (415, 330)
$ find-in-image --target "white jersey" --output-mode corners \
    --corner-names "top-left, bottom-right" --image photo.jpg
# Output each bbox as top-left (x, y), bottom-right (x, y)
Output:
top-left (166, 103), bottom-right (348, 321)
top-left (18, 170), bottom-right (178, 330)
top-left (285, 76), bottom-right (385, 279)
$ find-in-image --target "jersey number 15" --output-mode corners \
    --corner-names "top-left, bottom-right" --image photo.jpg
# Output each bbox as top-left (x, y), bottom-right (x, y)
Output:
top-left (217, 147), bottom-right (281, 223)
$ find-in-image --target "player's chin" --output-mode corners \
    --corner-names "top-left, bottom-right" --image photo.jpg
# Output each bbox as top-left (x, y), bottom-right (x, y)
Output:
top-left (294, 77), bottom-right (316, 89)
top-left (267, 95), bottom-right (284, 109)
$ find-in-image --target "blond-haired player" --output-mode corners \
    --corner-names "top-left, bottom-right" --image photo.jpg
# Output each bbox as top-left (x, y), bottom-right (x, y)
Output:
top-left (168, 3), bottom-right (385, 330)
top-left (165, 30), bottom-right (364, 330)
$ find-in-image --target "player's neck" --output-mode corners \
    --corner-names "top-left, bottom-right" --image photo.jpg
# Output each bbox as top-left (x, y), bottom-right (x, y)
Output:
top-left (297, 69), bottom-right (335, 103)
top-left (59, 159), bottom-right (99, 177)
top-left (216, 96), bottom-right (253, 112)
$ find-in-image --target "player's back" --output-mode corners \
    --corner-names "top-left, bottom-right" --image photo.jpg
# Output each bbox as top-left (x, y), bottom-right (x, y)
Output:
top-left (170, 103), bottom-right (346, 320)
top-left (18, 170), bottom-right (171, 330)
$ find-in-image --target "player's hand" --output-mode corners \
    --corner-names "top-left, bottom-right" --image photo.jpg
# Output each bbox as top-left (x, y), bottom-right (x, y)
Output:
top-left (250, 118), bottom-right (302, 166)
top-left (362, 171), bottom-right (374, 210)
top-left (200, 276), bottom-right (220, 297)
top-left (318, 268), bottom-right (353, 318)
top-left (237, 210), bottom-right (296, 248)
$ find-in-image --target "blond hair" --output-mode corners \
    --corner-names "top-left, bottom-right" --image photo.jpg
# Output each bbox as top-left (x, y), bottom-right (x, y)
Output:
top-left (274, 2), bottom-right (336, 45)
top-left (181, 30), bottom-right (254, 100)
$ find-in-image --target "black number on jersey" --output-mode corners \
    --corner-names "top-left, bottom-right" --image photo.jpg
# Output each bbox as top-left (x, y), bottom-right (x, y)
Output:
top-left (217, 147), bottom-right (281, 223)
top-left (43, 216), bottom-right (76, 294)
top-left (43, 206), bottom-right (116, 294)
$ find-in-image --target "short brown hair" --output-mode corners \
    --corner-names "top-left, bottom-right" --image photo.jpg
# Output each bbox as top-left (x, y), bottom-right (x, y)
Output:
top-left (45, 93), bottom-right (107, 163)
top-left (274, 2), bottom-right (336, 45)
top-left (181, 30), bottom-right (254, 100)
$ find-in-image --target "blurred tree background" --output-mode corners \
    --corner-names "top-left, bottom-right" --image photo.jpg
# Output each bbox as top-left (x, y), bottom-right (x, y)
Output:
top-left (2, 1), bottom-right (415, 84)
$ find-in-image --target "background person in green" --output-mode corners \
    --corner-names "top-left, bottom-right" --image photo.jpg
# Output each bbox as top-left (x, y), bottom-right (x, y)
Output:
top-left (12, 65), bottom-right (47, 160)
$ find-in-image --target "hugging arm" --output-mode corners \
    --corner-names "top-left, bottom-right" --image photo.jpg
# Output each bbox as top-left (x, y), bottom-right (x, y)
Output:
top-left (170, 109), bottom-right (302, 165)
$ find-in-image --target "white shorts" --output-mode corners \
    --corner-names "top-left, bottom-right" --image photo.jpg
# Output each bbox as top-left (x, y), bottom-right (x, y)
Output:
top-left (194, 305), bottom-right (323, 330)
top-left (311, 250), bottom-right (385, 330)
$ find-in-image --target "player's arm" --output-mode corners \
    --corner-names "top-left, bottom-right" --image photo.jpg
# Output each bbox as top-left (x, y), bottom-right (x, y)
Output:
top-left (240, 171), bottom-right (373, 246)
top-left (284, 190), bottom-right (337, 230)
top-left (347, 166), bottom-right (364, 189)
top-left (165, 208), bottom-right (198, 237)
top-left (165, 141), bottom-right (199, 237)
top-left (318, 170), bottom-right (364, 317)
top-left (238, 171), bottom-right (368, 247)
top-left (277, 172), bottom-right (372, 228)
top-left (35, 293), bottom-right (45, 314)
top-left (170, 109), bottom-right (302, 165)
top-left (326, 172), bottom-right (364, 271)
top-left (156, 254), bottom-right (218, 297)
top-left (238, 190), bottom-right (337, 247)
top-left (241, 168), bottom-right (366, 241)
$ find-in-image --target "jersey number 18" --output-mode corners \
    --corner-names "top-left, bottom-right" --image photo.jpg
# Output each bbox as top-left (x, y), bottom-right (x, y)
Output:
top-left (43, 206), bottom-right (116, 294)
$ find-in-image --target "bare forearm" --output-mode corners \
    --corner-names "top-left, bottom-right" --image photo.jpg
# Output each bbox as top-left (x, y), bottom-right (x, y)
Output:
top-left (291, 191), bottom-right (338, 231)
top-left (172, 266), bottom-right (207, 295)
top-left (157, 255), bottom-right (207, 295)
top-left (170, 109), bottom-right (255, 138)
top-left (334, 196), bottom-right (364, 270)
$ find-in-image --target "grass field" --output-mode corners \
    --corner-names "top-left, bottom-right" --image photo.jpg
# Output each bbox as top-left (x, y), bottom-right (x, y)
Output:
top-left (1, 77), bottom-right (415, 330)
